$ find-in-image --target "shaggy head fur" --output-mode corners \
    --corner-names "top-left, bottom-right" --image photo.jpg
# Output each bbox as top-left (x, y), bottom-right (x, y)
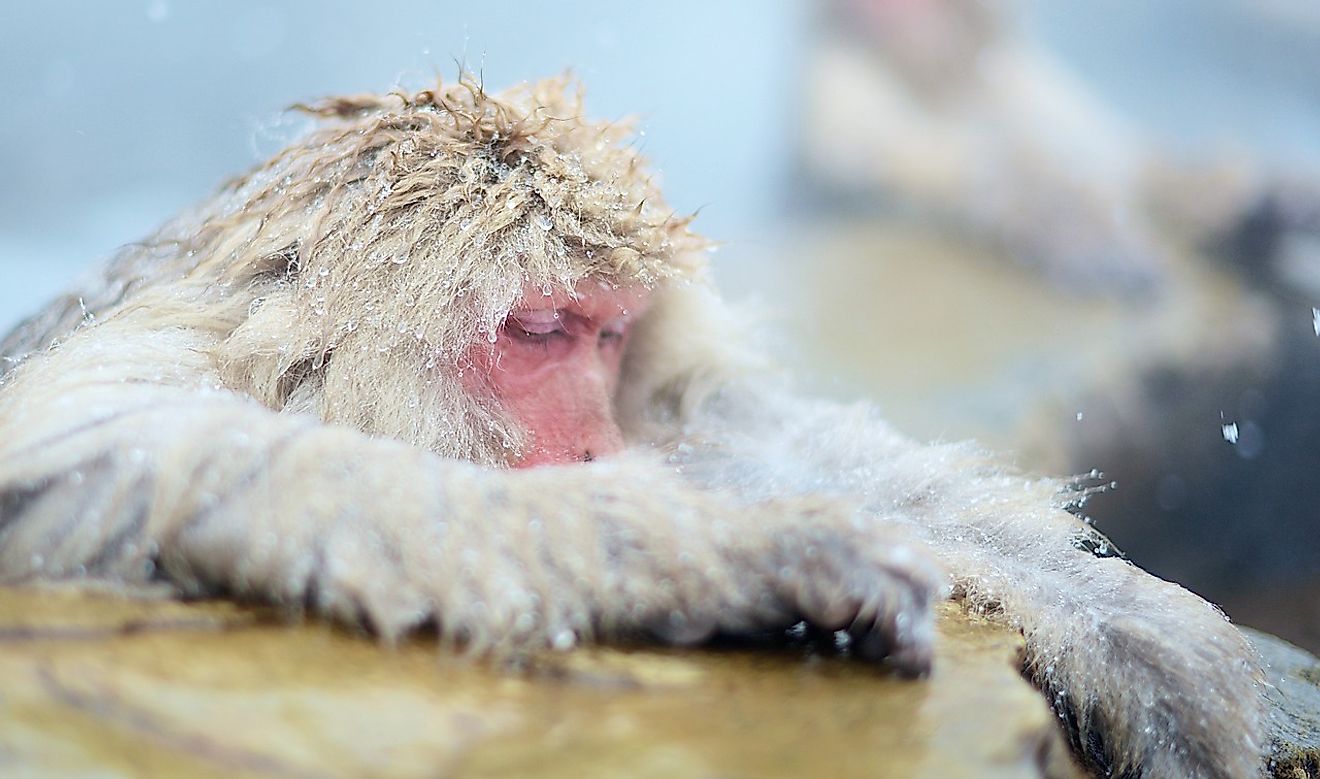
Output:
top-left (4, 75), bottom-right (715, 464)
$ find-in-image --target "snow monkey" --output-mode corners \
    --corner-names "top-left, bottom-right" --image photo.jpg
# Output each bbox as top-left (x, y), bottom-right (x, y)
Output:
top-left (0, 77), bottom-right (1266, 778)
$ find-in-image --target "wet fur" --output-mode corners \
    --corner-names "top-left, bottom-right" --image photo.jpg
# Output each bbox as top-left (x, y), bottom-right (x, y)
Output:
top-left (0, 77), bottom-right (1265, 777)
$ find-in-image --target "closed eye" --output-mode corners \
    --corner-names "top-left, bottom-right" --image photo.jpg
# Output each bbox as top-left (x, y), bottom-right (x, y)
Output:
top-left (598, 314), bottom-right (629, 347)
top-left (508, 322), bottom-right (563, 344)
top-left (508, 309), bottom-right (564, 336)
top-left (503, 310), bottom-right (575, 357)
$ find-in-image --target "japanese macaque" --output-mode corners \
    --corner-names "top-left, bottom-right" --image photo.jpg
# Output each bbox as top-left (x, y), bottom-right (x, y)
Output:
top-left (0, 77), bottom-right (1267, 778)
top-left (800, 0), bottom-right (1320, 292)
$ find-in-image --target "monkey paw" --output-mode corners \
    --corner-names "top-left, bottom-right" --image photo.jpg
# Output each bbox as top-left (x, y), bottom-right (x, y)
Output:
top-left (659, 447), bottom-right (947, 673)
top-left (639, 509), bottom-right (945, 677)
top-left (751, 521), bottom-right (946, 677)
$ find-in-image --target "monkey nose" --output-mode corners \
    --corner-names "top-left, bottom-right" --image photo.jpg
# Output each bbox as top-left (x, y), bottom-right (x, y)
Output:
top-left (512, 418), bottom-right (624, 468)
top-left (589, 419), bottom-right (625, 460)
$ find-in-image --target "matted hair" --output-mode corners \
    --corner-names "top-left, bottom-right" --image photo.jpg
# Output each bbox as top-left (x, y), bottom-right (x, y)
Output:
top-left (2, 75), bottom-right (718, 464)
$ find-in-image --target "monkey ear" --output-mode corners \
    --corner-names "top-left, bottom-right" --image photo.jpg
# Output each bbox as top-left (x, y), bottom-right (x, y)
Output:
top-left (214, 295), bottom-right (322, 410)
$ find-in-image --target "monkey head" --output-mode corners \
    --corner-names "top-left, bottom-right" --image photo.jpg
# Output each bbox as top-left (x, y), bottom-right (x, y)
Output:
top-left (150, 77), bottom-right (713, 468)
top-left (465, 280), bottom-right (652, 466)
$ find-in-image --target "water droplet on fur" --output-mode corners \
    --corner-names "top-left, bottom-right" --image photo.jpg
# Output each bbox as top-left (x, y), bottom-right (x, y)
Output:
top-left (460, 218), bottom-right (473, 231)
top-left (534, 213), bottom-right (552, 231)
top-left (541, 284), bottom-right (552, 296)
top-left (318, 267), bottom-right (329, 277)
top-left (552, 630), bottom-right (576, 651)
top-left (392, 254), bottom-right (408, 265)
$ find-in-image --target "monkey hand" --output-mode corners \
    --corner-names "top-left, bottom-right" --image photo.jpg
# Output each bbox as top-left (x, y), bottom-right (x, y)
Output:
top-left (756, 510), bottom-right (944, 675)
top-left (631, 495), bottom-right (946, 676)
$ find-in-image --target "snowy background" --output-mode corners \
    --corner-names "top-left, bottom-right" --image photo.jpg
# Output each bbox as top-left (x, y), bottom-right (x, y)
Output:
top-left (2, 0), bottom-right (1319, 331)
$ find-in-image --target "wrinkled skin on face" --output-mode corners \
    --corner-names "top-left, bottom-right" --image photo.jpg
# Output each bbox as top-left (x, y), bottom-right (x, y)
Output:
top-left (466, 281), bottom-right (652, 467)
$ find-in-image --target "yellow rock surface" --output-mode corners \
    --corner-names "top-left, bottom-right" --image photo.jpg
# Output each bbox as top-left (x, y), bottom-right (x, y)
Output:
top-left (0, 587), bottom-right (1079, 779)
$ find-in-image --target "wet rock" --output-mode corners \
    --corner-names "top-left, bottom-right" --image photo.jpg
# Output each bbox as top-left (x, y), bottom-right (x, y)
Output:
top-left (1245, 627), bottom-right (1320, 778)
top-left (0, 587), bottom-right (1079, 778)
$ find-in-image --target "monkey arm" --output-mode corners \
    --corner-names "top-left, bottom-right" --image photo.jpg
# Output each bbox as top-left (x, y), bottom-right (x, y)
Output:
top-left (671, 385), bottom-right (1268, 779)
top-left (0, 326), bottom-right (941, 671)
top-left (844, 429), bottom-right (1266, 779)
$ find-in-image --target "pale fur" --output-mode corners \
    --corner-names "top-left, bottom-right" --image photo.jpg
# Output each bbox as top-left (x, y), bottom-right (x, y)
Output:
top-left (0, 77), bottom-right (1266, 778)
top-left (803, 0), bottom-right (1167, 291)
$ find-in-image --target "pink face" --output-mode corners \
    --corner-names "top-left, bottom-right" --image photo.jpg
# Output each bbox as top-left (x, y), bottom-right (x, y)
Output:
top-left (465, 281), bottom-right (652, 468)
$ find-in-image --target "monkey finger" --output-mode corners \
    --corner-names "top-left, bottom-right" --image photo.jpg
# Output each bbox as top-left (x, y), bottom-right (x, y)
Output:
top-left (778, 566), bottom-right (936, 675)
top-left (645, 610), bottom-right (720, 647)
top-left (848, 584), bottom-right (935, 677)
top-left (851, 615), bottom-right (934, 678)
